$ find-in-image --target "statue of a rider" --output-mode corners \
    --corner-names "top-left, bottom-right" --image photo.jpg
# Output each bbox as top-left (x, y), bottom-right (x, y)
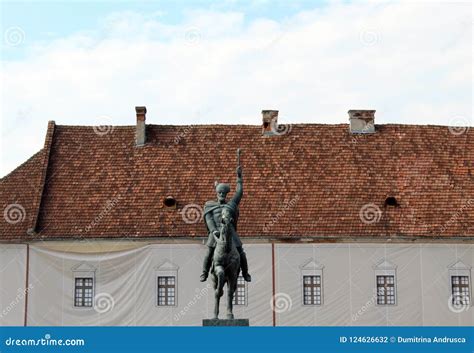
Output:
top-left (200, 156), bottom-right (251, 283)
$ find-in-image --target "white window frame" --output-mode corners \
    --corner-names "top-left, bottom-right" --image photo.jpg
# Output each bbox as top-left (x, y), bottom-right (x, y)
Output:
top-left (71, 263), bottom-right (96, 309)
top-left (154, 260), bottom-right (179, 307)
top-left (232, 275), bottom-right (248, 306)
top-left (373, 259), bottom-right (397, 306)
top-left (300, 259), bottom-right (324, 306)
top-left (448, 260), bottom-right (472, 307)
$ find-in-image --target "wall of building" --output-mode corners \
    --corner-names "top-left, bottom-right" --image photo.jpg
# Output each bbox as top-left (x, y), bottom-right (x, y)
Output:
top-left (0, 242), bottom-right (472, 326)
top-left (0, 244), bottom-right (27, 326)
top-left (275, 243), bottom-right (473, 326)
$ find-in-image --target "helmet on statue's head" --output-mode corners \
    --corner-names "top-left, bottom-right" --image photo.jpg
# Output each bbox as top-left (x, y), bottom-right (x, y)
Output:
top-left (215, 183), bottom-right (230, 194)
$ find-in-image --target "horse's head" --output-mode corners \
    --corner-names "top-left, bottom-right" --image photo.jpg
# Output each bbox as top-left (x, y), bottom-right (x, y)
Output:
top-left (221, 206), bottom-right (234, 226)
top-left (218, 206), bottom-right (235, 253)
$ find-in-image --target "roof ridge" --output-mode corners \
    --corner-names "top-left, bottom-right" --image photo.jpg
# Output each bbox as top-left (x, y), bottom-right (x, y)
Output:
top-left (26, 120), bottom-right (55, 235)
top-left (51, 122), bottom-right (473, 128)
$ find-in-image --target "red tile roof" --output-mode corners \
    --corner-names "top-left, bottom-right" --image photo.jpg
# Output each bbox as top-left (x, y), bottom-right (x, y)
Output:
top-left (1, 122), bottom-right (473, 241)
top-left (1, 150), bottom-right (45, 240)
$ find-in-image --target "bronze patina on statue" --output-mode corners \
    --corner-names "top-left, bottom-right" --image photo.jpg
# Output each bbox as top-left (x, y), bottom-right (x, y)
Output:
top-left (201, 148), bottom-right (251, 322)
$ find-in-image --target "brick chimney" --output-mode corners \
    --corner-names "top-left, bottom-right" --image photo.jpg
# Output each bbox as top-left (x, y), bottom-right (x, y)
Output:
top-left (348, 110), bottom-right (375, 134)
top-left (262, 110), bottom-right (279, 135)
top-left (135, 106), bottom-right (147, 146)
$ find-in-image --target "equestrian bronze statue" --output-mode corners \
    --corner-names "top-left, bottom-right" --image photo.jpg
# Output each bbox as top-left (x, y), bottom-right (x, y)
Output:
top-left (210, 206), bottom-right (240, 319)
top-left (201, 148), bottom-right (251, 319)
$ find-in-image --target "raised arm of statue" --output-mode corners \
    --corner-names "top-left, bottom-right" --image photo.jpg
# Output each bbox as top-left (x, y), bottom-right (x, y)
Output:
top-left (231, 166), bottom-right (243, 206)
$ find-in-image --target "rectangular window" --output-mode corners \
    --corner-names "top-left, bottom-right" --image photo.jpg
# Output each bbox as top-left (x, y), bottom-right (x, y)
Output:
top-left (74, 277), bottom-right (93, 307)
top-left (157, 276), bottom-right (176, 306)
top-left (376, 275), bottom-right (395, 305)
top-left (233, 276), bottom-right (247, 306)
top-left (451, 276), bottom-right (470, 305)
top-left (303, 275), bottom-right (321, 305)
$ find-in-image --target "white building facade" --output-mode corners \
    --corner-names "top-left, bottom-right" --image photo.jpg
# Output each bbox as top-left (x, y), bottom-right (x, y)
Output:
top-left (1, 241), bottom-right (472, 326)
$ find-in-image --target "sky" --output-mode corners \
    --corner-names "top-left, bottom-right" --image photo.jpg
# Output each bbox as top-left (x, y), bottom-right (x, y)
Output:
top-left (0, 0), bottom-right (472, 177)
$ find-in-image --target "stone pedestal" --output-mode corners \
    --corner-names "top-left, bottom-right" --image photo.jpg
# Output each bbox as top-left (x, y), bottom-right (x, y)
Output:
top-left (202, 318), bottom-right (249, 326)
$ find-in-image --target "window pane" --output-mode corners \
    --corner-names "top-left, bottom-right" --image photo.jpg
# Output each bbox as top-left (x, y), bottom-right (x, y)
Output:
top-left (303, 275), bottom-right (321, 305)
top-left (74, 277), bottom-right (94, 307)
top-left (451, 276), bottom-right (471, 306)
top-left (377, 276), bottom-right (395, 305)
top-left (233, 276), bottom-right (247, 306)
top-left (158, 276), bottom-right (176, 306)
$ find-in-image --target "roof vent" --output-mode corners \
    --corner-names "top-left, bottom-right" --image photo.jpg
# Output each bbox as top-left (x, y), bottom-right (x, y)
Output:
top-left (348, 110), bottom-right (375, 134)
top-left (384, 196), bottom-right (399, 207)
top-left (163, 196), bottom-right (177, 208)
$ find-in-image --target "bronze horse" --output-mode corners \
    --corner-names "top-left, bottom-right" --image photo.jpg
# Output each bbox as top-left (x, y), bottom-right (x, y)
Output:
top-left (210, 206), bottom-right (240, 319)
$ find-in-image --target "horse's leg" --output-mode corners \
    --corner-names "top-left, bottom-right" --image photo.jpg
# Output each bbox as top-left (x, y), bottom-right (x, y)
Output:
top-left (226, 271), bottom-right (238, 320)
top-left (214, 266), bottom-right (225, 319)
top-left (214, 291), bottom-right (220, 320)
top-left (226, 281), bottom-right (235, 320)
top-left (216, 266), bottom-right (225, 297)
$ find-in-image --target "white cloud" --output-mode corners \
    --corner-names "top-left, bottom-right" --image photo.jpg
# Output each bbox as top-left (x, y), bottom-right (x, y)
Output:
top-left (1, 2), bottom-right (472, 176)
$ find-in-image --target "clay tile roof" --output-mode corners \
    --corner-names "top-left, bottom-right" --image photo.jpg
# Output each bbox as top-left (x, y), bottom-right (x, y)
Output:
top-left (1, 122), bottom-right (473, 242)
top-left (0, 150), bottom-right (45, 240)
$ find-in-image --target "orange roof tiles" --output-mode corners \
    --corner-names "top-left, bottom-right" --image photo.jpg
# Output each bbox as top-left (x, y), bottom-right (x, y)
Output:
top-left (1, 122), bottom-right (473, 241)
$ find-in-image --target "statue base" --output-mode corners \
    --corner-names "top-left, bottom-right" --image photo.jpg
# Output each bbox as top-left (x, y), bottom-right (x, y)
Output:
top-left (202, 318), bottom-right (249, 326)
